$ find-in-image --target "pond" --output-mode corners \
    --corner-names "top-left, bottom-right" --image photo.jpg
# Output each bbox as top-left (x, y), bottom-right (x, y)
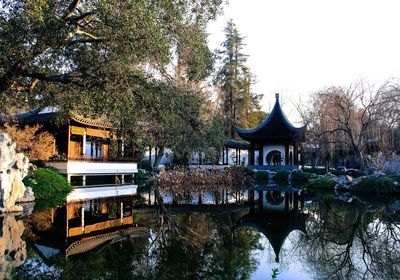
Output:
top-left (4, 185), bottom-right (400, 280)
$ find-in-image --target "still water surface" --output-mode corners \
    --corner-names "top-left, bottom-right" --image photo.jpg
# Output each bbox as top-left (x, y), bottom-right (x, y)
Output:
top-left (3, 186), bottom-right (400, 280)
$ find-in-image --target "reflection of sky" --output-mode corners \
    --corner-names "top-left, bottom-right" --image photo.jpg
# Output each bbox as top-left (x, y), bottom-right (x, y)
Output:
top-left (250, 232), bottom-right (309, 280)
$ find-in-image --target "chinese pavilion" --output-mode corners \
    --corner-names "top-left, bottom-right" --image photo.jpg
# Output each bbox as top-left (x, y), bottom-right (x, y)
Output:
top-left (1, 108), bottom-right (137, 186)
top-left (235, 94), bottom-right (306, 168)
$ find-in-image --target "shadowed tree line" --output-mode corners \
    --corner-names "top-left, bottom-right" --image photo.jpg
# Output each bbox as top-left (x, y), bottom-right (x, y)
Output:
top-left (297, 81), bottom-right (400, 172)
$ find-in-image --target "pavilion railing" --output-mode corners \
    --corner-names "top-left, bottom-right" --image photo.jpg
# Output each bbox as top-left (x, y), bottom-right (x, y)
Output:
top-left (49, 155), bottom-right (136, 162)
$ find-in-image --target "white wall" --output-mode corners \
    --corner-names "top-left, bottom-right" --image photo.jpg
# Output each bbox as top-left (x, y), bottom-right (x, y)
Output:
top-left (220, 148), bottom-right (250, 165)
top-left (142, 148), bottom-right (173, 166)
top-left (263, 145), bottom-right (285, 165)
top-left (46, 161), bottom-right (137, 175)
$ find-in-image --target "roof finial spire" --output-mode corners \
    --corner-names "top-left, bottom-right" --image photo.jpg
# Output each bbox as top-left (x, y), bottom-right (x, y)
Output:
top-left (275, 93), bottom-right (279, 102)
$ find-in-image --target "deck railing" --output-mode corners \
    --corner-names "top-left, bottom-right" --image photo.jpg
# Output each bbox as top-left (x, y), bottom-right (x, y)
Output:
top-left (49, 155), bottom-right (136, 162)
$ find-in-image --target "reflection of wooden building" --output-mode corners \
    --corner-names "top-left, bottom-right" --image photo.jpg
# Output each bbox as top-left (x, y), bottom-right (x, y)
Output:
top-left (2, 108), bottom-right (137, 186)
top-left (236, 188), bottom-right (307, 262)
top-left (66, 195), bottom-right (137, 238)
top-left (235, 94), bottom-right (306, 169)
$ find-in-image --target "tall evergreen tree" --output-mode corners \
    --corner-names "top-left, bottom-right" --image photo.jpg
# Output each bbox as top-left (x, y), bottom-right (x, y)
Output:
top-left (215, 20), bottom-right (247, 137)
top-left (215, 20), bottom-right (264, 138)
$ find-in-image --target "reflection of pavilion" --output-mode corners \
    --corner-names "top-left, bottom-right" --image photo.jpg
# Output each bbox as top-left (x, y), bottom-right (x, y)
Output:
top-left (236, 188), bottom-right (307, 262)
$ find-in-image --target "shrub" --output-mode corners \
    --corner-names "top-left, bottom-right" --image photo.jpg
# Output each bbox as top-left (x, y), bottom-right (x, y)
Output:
top-left (306, 177), bottom-right (336, 189)
top-left (137, 169), bottom-right (150, 180)
top-left (138, 159), bottom-right (152, 172)
top-left (352, 176), bottom-right (399, 194)
top-left (23, 168), bottom-right (72, 199)
top-left (1, 123), bottom-right (56, 161)
top-left (330, 169), bottom-right (345, 176)
top-left (228, 165), bottom-right (254, 176)
top-left (273, 170), bottom-right (289, 182)
top-left (291, 171), bottom-right (313, 183)
top-left (253, 170), bottom-right (269, 181)
top-left (302, 167), bottom-right (327, 175)
top-left (389, 174), bottom-right (400, 182)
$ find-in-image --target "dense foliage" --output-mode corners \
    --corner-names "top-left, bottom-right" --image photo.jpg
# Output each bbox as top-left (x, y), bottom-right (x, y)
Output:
top-left (23, 168), bottom-right (72, 199)
top-left (0, 0), bottom-right (226, 168)
top-left (0, 123), bottom-right (56, 160)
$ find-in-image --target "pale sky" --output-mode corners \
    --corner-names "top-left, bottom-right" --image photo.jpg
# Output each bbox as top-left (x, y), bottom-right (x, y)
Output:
top-left (207, 0), bottom-right (400, 124)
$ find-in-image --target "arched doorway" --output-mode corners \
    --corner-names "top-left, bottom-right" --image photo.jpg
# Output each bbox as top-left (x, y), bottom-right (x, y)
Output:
top-left (266, 150), bottom-right (282, 165)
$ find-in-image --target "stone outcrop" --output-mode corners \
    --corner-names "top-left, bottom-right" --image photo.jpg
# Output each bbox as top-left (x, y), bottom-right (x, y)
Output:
top-left (0, 133), bottom-right (34, 212)
top-left (0, 214), bottom-right (27, 280)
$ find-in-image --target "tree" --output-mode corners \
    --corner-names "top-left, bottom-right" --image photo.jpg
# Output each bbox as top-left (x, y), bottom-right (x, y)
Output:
top-left (0, 123), bottom-right (56, 161)
top-left (297, 81), bottom-right (400, 171)
top-left (215, 20), bottom-right (263, 137)
top-left (0, 0), bottom-right (227, 168)
top-left (0, 0), bottom-right (223, 117)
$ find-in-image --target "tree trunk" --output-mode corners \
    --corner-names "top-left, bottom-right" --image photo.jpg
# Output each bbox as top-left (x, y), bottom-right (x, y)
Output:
top-left (153, 146), bottom-right (165, 169)
top-left (352, 145), bottom-right (367, 174)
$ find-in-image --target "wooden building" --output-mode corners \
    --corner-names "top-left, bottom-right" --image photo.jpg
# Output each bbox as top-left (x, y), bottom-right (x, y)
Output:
top-left (2, 108), bottom-right (137, 186)
top-left (235, 94), bottom-right (306, 169)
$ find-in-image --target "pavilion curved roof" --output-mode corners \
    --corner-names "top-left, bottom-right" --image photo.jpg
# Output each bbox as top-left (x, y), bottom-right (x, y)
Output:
top-left (235, 213), bottom-right (307, 262)
top-left (235, 94), bottom-right (306, 142)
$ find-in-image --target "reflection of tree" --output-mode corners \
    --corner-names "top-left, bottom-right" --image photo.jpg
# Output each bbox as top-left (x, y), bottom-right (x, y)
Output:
top-left (300, 197), bottom-right (400, 280)
top-left (133, 211), bottom-right (261, 280)
top-left (14, 235), bottom-right (149, 280)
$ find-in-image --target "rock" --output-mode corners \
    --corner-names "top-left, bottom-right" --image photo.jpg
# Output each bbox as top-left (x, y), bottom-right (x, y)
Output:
top-left (334, 183), bottom-right (351, 191)
top-left (324, 172), bottom-right (337, 179)
top-left (267, 171), bottom-right (276, 179)
top-left (366, 166), bottom-right (377, 175)
top-left (372, 171), bottom-right (386, 177)
top-left (0, 133), bottom-right (32, 212)
top-left (19, 202), bottom-right (35, 217)
top-left (352, 178), bottom-right (363, 185)
top-left (345, 175), bottom-right (353, 182)
top-left (16, 186), bottom-right (35, 203)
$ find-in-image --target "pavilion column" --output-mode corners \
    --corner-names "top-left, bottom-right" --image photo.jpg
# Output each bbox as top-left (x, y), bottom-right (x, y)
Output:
top-left (235, 148), bottom-right (238, 165)
top-left (300, 144), bottom-right (304, 166)
top-left (225, 148), bottom-right (229, 165)
top-left (258, 145), bottom-right (264, 166)
top-left (82, 128), bottom-right (87, 156)
top-left (249, 143), bottom-right (255, 165)
top-left (284, 144), bottom-right (289, 165)
top-left (294, 141), bottom-right (298, 165)
top-left (285, 192), bottom-right (289, 211)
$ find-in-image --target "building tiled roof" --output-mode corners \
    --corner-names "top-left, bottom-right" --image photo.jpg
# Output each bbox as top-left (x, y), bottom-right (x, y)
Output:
top-left (224, 139), bottom-right (250, 149)
top-left (70, 113), bottom-right (113, 129)
top-left (0, 108), bottom-right (113, 129)
top-left (235, 94), bottom-right (306, 142)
